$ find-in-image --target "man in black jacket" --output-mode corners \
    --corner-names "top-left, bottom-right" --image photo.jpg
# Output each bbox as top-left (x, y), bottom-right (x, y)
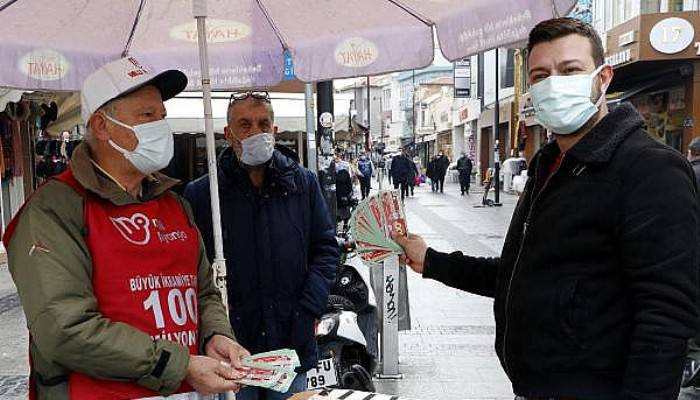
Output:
top-left (456, 151), bottom-right (473, 195)
top-left (390, 148), bottom-right (413, 202)
top-left (395, 18), bottom-right (699, 400)
top-left (434, 151), bottom-right (450, 193)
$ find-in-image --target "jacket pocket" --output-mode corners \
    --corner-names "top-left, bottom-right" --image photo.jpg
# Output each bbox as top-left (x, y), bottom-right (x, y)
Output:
top-left (558, 278), bottom-right (587, 350)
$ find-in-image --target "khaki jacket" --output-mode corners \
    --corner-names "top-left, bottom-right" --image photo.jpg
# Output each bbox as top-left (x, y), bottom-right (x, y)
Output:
top-left (6, 143), bottom-right (235, 399)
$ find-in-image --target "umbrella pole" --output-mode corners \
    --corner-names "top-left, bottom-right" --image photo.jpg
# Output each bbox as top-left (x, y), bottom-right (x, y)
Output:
top-left (194, 7), bottom-right (235, 397)
top-left (304, 83), bottom-right (318, 173)
top-left (193, 2), bottom-right (228, 311)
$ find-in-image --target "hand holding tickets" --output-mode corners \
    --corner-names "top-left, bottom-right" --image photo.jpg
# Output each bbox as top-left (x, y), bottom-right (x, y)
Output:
top-left (351, 191), bottom-right (408, 264)
top-left (231, 349), bottom-right (301, 393)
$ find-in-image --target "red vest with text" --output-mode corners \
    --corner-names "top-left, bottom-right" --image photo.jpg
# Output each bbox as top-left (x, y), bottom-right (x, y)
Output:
top-left (53, 169), bottom-right (200, 399)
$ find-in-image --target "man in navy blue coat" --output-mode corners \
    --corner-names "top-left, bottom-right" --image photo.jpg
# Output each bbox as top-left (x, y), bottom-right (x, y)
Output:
top-left (184, 91), bottom-right (339, 400)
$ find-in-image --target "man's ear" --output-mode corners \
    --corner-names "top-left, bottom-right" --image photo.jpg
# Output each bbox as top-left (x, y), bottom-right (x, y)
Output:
top-left (601, 64), bottom-right (614, 91)
top-left (88, 113), bottom-right (111, 142)
top-left (224, 126), bottom-right (235, 145)
top-left (273, 125), bottom-right (279, 135)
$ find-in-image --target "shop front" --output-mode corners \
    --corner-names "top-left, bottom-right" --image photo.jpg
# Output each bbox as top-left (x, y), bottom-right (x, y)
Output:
top-left (517, 92), bottom-right (549, 161)
top-left (476, 100), bottom-right (512, 184)
top-left (0, 90), bottom-right (82, 231)
top-left (436, 129), bottom-right (453, 160)
top-left (415, 132), bottom-right (436, 173)
top-left (605, 11), bottom-right (700, 153)
top-left (453, 99), bottom-right (481, 163)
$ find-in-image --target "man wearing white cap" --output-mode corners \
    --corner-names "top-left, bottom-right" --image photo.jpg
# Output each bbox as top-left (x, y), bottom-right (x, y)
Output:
top-left (3, 57), bottom-right (249, 399)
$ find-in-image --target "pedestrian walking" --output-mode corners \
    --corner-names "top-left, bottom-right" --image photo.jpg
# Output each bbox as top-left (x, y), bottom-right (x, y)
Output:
top-left (185, 91), bottom-right (339, 399)
top-left (434, 151), bottom-right (450, 193)
top-left (427, 156), bottom-right (439, 192)
top-left (3, 58), bottom-right (249, 399)
top-left (358, 152), bottom-right (374, 199)
top-left (456, 152), bottom-right (473, 195)
top-left (394, 18), bottom-right (699, 400)
top-left (386, 155), bottom-right (393, 185)
top-left (407, 157), bottom-right (420, 197)
top-left (390, 148), bottom-right (412, 202)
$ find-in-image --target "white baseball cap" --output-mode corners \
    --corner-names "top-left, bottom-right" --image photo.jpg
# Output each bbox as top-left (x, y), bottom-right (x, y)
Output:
top-left (81, 56), bottom-right (187, 123)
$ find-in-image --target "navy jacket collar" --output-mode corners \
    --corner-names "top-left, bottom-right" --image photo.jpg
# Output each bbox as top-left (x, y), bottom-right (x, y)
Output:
top-left (219, 147), bottom-right (300, 194)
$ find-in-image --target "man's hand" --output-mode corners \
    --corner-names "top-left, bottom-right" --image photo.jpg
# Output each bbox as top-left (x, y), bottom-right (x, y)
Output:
top-left (393, 233), bottom-right (428, 273)
top-left (205, 335), bottom-right (250, 377)
top-left (185, 355), bottom-right (242, 394)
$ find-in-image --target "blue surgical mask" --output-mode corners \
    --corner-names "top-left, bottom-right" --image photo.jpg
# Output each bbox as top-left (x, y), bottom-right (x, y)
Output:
top-left (530, 65), bottom-right (608, 135)
top-left (240, 132), bottom-right (275, 166)
top-left (103, 113), bottom-right (174, 175)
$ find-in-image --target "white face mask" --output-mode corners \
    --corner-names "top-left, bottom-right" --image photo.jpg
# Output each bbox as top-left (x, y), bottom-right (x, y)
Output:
top-left (530, 65), bottom-right (608, 135)
top-left (102, 113), bottom-right (174, 175)
top-left (240, 132), bottom-right (275, 166)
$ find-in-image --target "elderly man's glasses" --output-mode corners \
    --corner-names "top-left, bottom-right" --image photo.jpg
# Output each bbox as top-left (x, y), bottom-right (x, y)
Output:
top-left (229, 91), bottom-right (271, 105)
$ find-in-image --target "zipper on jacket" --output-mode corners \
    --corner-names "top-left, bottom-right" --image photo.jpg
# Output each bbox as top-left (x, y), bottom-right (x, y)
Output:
top-left (501, 153), bottom-right (565, 377)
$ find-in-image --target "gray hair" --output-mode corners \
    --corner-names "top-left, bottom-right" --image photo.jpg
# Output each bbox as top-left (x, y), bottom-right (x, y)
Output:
top-left (85, 100), bottom-right (117, 141)
top-left (690, 138), bottom-right (700, 157)
top-left (226, 98), bottom-right (274, 125)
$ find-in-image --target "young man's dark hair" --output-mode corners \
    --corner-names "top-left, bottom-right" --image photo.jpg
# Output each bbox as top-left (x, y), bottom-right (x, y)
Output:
top-left (527, 17), bottom-right (605, 66)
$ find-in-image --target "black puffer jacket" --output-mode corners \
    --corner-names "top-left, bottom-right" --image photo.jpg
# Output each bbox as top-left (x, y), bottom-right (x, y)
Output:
top-left (423, 103), bottom-right (699, 399)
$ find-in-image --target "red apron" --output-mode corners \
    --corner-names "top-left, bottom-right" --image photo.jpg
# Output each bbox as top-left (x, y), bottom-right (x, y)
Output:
top-left (45, 170), bottom-right (199, 399)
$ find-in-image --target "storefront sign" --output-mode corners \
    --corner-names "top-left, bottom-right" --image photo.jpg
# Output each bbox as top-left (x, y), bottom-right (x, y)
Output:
top-left (170, 19), bottom-right (250, 43)
top-left (335, 37), bottom-right (378, 68)
top-left (605, 48), bottom-right (632, 67)
top-left (19, 49), bottom-right (70, 81)
top-left (618, 30), bottom-right (636, 47)
top-left (455, 101), bottom-right (480, 125)
top-left (283, 49), bottom-right (295, 80)
top-left (649, 17), bottom-right (695, 55)
top-left (459, 108), bottom-right (469, 121)
top-left (454, 58), bottom-right (472, 98)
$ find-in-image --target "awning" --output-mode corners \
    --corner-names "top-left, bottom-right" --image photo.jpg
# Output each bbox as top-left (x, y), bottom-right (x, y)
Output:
top-left (608, 64), bottom-right (692, 105)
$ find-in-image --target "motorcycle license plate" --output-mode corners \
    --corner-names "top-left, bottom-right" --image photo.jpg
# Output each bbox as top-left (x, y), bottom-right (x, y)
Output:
top-left (306, 358), bottom-right (338, 389)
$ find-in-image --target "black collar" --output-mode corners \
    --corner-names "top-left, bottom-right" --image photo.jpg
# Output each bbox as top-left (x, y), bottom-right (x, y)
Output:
top-left (530, 103), bottom-right (644, 177)
top-left (567, 102), bottom-right (644, 164)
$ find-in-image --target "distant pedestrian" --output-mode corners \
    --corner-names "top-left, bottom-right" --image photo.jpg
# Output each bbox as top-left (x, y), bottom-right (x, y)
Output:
top-left (434, 152), bottom-right (450, 193)
top-left (390, 148), bottom-right (412, 202)
top-left (386, 156), bottom-right (393, 185)
top-left (456, 152), bottom-right (473, 195)
top-left (357, 152), bottom-right (374, 200)
top-left (427, 156), bottom-right (438, 192)
top-left (407, 157), bottom-right (420, 196)
top-left (394, 17), bottom-right (699, 399)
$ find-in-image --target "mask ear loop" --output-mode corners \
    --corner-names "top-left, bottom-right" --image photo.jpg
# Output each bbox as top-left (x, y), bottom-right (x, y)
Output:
top-left (593, 65), bottom-right (611, 107)
top-left (100, 112), bottom-right (135, 157)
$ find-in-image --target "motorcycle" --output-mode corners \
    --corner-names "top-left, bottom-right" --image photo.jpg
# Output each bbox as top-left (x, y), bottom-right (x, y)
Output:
top-left (307, 238), bottom-right (378, 392)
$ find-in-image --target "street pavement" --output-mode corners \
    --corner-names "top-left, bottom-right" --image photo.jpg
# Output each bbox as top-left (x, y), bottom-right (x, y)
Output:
top-left (0, 178), bottom-right (518, 400)
top-left (372, 178), bottom-right (516, 400)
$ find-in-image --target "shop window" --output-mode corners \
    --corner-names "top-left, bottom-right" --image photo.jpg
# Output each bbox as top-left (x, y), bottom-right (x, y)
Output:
top-left (669, 0), bottom-right (684, 11)
top-left (641, 0), bottom-right (661, 13)
top-left (500, 49), bottom-right (515, 89)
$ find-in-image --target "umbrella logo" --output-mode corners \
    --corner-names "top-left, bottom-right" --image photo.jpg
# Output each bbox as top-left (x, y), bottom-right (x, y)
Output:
top-left (170, 19), bottom-right (251, 43)
top-left (110, 213), bottom-right (151, 246)
top-left (335, 38), bottom-right (379, 68)
top-left (18, 49), bottom-right (70, 81)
